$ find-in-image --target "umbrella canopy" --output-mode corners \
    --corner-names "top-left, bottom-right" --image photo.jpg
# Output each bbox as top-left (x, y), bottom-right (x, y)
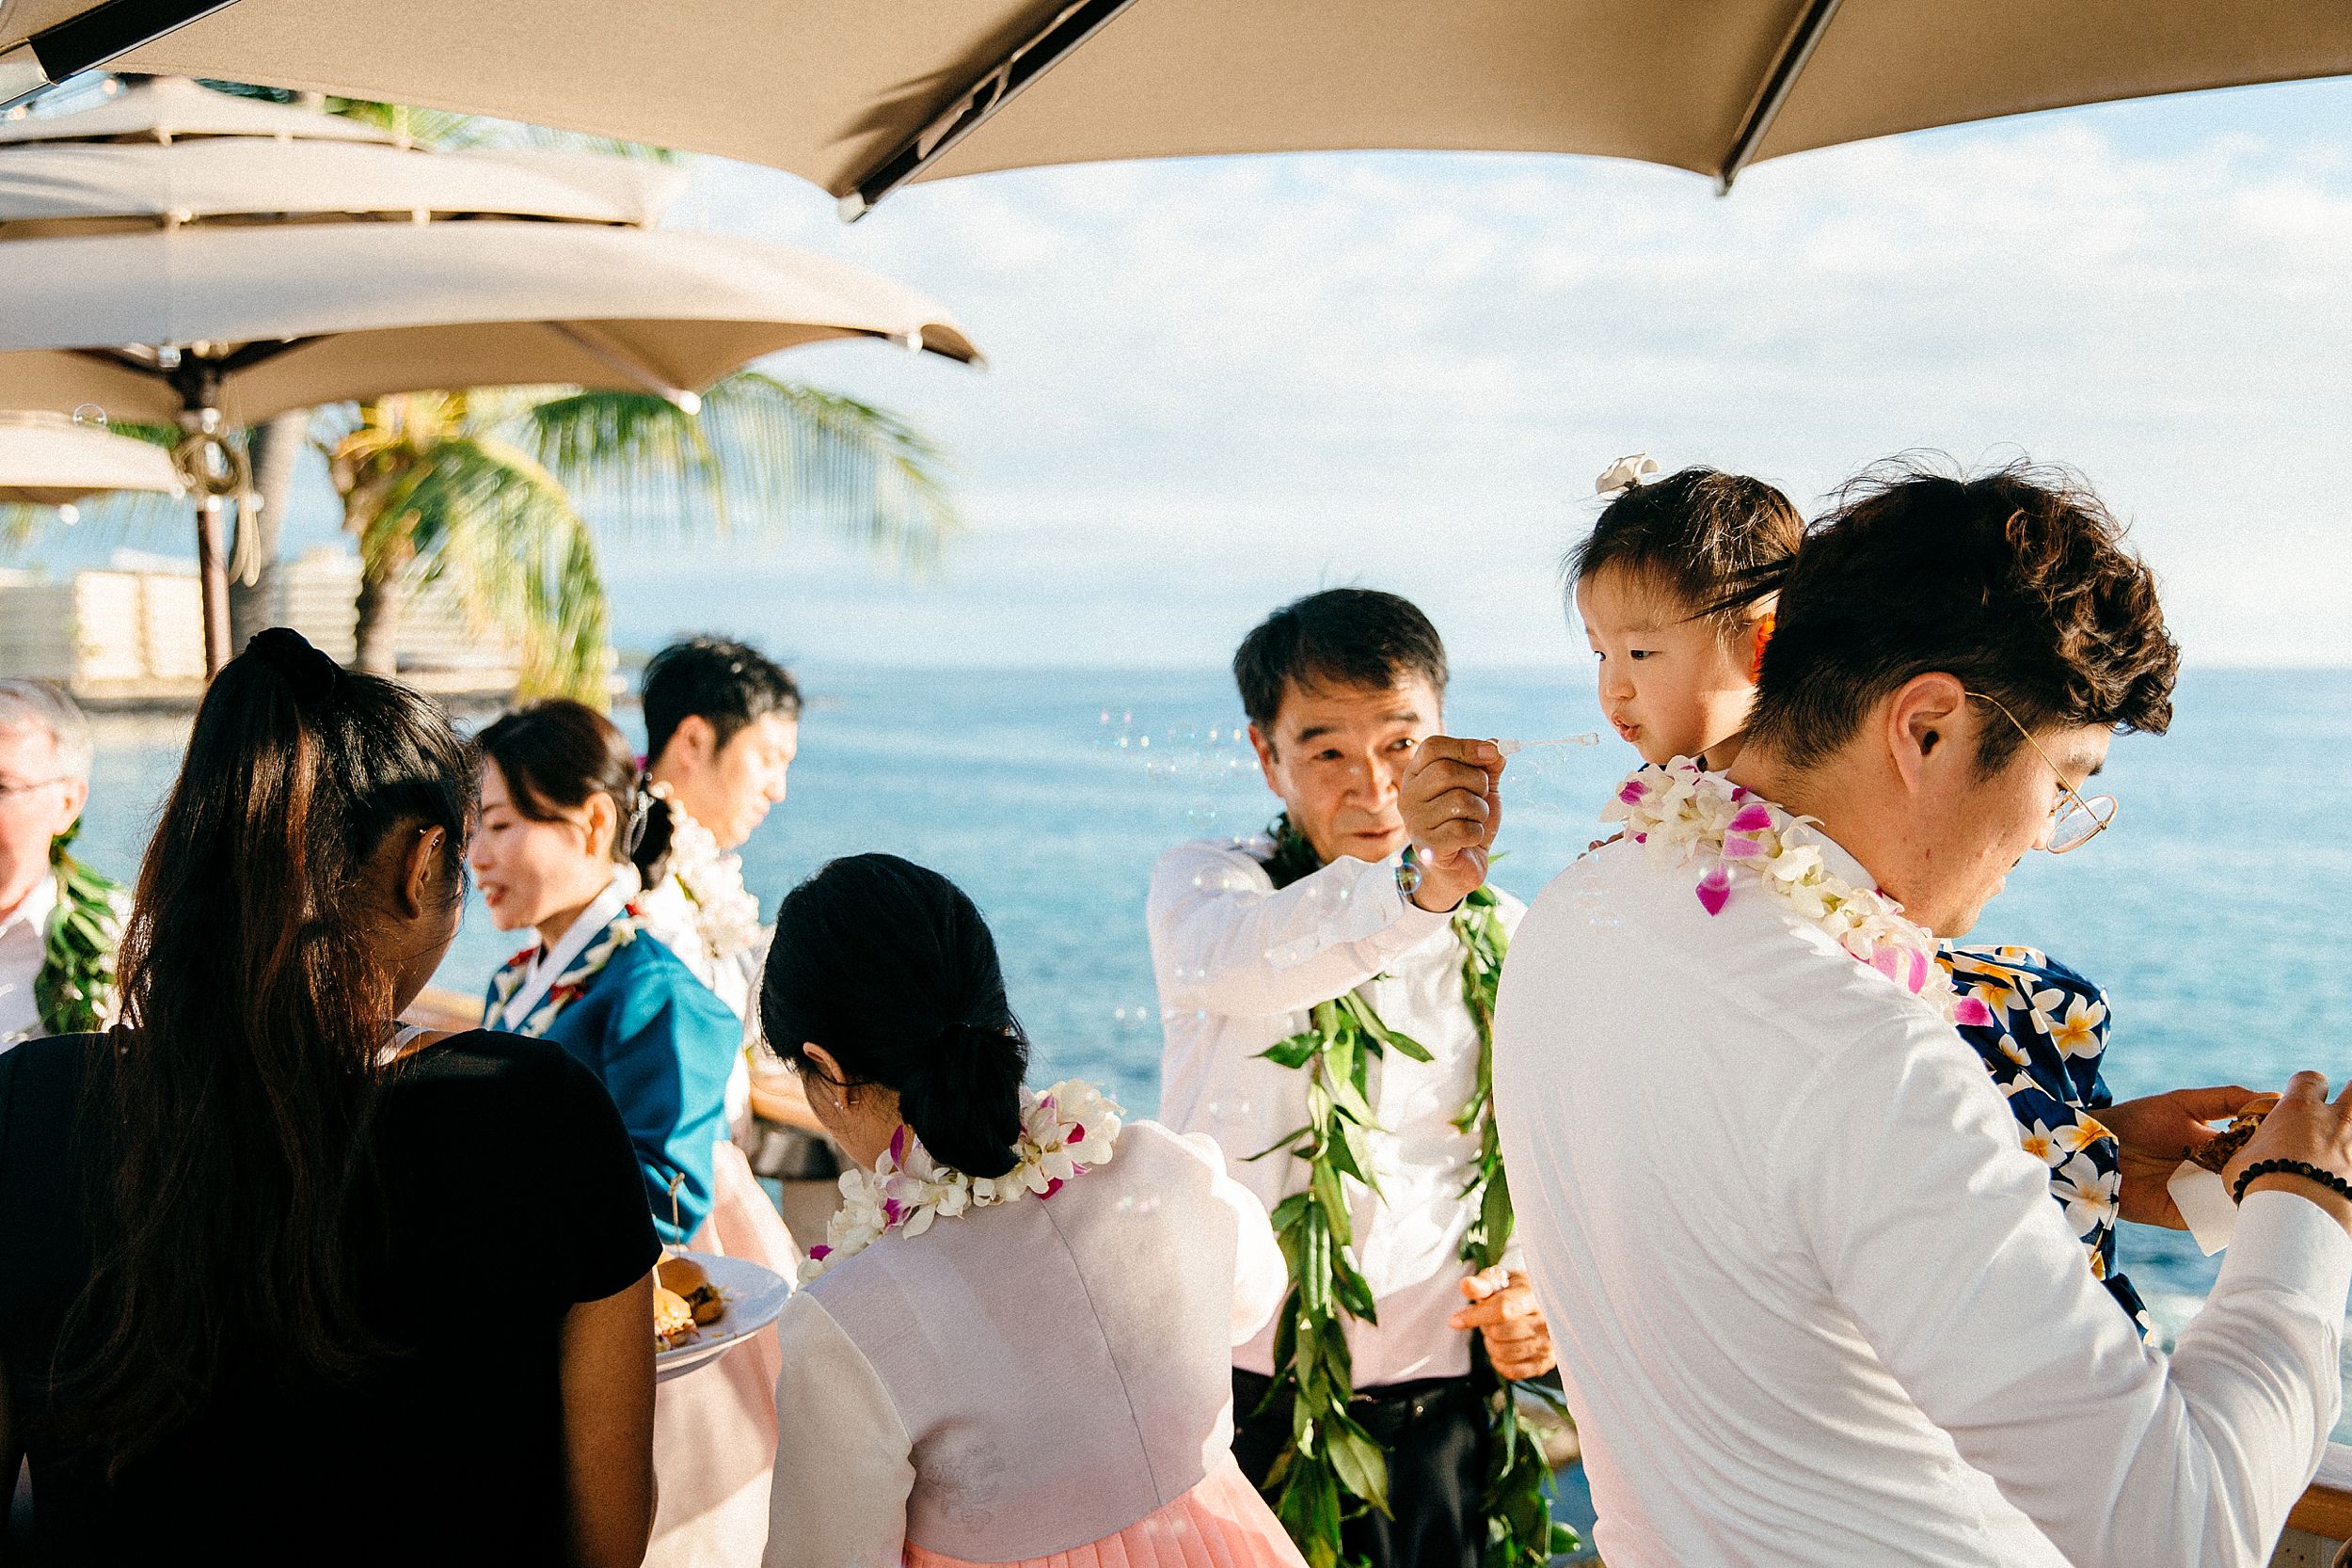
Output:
top-left (3, 1), bottom-right (2345, 212)
top-left (0, 79), bottom-right (982, 671)
top-left (0, 221), bottom-right (980, 423)
top-left (0, 138), bottom-right (686, 232)
top-left (0, 408), bottom-right (178, 505)
top-left (0, 76), bottom-right (684, 230)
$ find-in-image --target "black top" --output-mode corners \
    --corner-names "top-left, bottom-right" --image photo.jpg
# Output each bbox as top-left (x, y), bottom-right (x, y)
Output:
top-left (0, 1030), bottom-right (659, 1566)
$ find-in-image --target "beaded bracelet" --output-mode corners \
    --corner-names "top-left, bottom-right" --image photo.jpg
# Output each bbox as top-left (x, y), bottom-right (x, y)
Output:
top-left (2231, 1157), bottom-right (2352, 1207)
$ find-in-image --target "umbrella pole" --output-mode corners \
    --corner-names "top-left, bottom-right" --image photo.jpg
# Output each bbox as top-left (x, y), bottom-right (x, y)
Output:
top-left (195, 488), bottom-right (231, 675)
top-left (172, 370), bottom-right (237, 676)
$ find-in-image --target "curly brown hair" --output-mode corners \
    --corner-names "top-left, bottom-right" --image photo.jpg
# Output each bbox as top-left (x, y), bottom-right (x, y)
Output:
top-left (1566, 467), bottom-right (1806, 637)
top-left (1745, 458), bottom-right (2178, 773)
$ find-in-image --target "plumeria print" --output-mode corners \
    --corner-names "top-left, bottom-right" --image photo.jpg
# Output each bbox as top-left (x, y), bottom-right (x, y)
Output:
top-left (800, 1080), bottom-right (1123, 1283)
top-left (1944, 944), bottom-right (2149, 1336)
top-left (1602, 760), bottom-right (1996, 1029)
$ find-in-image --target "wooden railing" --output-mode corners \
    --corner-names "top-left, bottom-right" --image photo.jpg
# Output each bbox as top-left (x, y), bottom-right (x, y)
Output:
top-left (2285, 1443), bottom-right (2352, 1551)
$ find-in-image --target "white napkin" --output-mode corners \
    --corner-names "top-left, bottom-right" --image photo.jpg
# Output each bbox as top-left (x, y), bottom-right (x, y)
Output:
top-left (2169, 1162), bottom-right (2237, 1255)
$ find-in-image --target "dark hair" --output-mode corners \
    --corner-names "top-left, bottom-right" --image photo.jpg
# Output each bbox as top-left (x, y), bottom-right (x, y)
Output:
top-left (1745, 458), bottom-right (2179, 773)
top-left (641, 636), bottom-right (801, 768)
top-left (761, 854), bottom-right (1030, 1180)
top-left (1232, 588), bottom-right (1449, 735)
top-left (1567, 467), bottom-right (1805, 635)
top-left (474, 698), bottom-right (663, 873)
top-left (66, 627), bottom-right (473, 1465)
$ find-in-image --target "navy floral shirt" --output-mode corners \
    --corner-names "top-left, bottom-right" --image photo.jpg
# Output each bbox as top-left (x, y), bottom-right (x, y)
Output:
top-left (1942, 944), bottom-right (2150, 1336)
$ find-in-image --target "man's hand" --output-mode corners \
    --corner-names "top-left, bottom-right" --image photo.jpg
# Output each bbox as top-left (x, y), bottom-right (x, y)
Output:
top-left (2098, 1084), bottom-right (2259, 1227)
top-left (1449, 1266), bottom-right (1554, 1381)
top-left (2225, 1071), bottom-right (2352, 1237)
top-left (1400, 736), bottom-right (1504, 913)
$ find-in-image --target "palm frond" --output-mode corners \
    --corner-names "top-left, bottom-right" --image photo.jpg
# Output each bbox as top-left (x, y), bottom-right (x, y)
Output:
top-left (514, 372), bottom-right (959, 570)
top-left (354, 421), bottom-right (612, 705)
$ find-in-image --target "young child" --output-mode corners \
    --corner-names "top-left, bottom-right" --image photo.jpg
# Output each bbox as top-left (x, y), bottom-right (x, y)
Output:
top-left (1563, 453), bottom-right (2149, 1331)
top-left (1566, 454), bottom-right (1804, 770)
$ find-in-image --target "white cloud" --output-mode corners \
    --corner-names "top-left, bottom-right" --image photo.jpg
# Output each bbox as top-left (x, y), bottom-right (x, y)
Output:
top-left (628, 93), bottom-right (2352, 667)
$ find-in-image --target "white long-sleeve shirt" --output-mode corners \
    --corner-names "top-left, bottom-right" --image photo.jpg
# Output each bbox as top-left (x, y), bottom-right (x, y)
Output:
top-left (762, 1121), bottom-right (1286, 1566)
top-left (1496, 827), bottom-right (2352, 1568)
top-left (0, 871), bottom-right (56, 1052)
top-left (1149, 834), bottom-right (1523, 1387)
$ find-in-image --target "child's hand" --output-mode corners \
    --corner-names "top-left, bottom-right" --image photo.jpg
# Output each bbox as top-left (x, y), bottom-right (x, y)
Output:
top-left (1449, 1266), bottom-right (1555, 1381)
top-left (1401, 736), bottom-right (1503, 912)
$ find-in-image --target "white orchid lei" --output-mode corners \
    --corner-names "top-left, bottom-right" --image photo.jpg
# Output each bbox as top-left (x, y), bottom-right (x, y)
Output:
top-left (1602, 759), bottom-right (1996, 1030)
top-left (644, 780), bottom-right (765, 963)
top-left (799, 1079), bottom-right (1123, 1283)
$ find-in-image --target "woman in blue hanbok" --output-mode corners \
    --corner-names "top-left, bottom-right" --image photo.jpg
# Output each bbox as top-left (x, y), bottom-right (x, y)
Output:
top-left (472, 699), bottom-right (796, 1568)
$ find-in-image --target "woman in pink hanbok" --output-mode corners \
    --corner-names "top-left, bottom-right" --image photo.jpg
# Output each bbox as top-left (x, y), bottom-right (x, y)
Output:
top-left (758, 854), bottom-right (1305, 1568)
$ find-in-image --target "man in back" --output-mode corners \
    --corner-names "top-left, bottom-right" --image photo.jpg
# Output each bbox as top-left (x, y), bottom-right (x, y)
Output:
top-left (0, 680), bottom-right (119, 1052)
top-left (1405, 463), bottom-right (2352, 1566)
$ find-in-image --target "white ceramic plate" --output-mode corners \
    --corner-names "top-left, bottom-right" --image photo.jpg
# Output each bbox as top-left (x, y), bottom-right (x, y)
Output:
top-left (654, 1250), bottom-right (792, 1384)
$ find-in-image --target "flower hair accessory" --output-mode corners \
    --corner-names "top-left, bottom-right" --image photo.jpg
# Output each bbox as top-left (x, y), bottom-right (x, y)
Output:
top-left (1602, 759), bottom-right (1995, 1030)
top-left (800, 1079), bottom-right (1123, 1282)
top-left (1595, 452), bottom-right (1662, 499)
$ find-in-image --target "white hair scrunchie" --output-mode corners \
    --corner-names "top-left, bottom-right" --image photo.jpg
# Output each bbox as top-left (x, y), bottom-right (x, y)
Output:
top-left (1595, 452), bottom-right (1662, 499)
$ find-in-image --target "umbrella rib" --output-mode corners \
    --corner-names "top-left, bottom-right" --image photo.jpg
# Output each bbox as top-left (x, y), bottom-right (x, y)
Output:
top-left (837, 0), bottom-right (1143, 221)
top-left (0, 0), bottom-right (242, 111)
top-left (1715, 0), bottom-right (1843, 197)
top-left (543, 321), bottom-right (702, 413)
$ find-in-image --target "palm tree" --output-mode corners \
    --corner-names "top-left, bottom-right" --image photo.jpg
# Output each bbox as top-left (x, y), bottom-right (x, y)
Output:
top-left (328, 376), bottom-right (952, 702)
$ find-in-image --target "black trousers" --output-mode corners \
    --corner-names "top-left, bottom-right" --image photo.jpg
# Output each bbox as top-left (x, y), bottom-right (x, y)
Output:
top-left (1231, 1369), bottom-right (1488, 1568)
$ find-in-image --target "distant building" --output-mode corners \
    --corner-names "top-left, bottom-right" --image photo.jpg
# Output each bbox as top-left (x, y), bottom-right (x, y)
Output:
top-left (0, 547), bottom-right (520, 705)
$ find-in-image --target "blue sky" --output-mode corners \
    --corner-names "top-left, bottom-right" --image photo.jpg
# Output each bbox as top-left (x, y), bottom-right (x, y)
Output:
top-left (17, 76), bottom-right (2352, 670)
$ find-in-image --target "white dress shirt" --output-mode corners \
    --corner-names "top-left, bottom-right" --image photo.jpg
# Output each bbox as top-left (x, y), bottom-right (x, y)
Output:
top-left (0, 871), bottom-right (58, 1053)
top-left (762, 1121), bottom-right (1286, 1566)
top-left (1496, 826), bottom-right (2352, 1568)
top-left (1150, 834), bottom-right (1524, 1387)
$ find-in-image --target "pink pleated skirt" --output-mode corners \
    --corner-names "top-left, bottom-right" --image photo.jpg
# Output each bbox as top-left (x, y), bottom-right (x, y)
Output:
top-left (901, 1452), bottom-right (1309, 1568)
top-left (646, 1139), bottom-right (803, 1568)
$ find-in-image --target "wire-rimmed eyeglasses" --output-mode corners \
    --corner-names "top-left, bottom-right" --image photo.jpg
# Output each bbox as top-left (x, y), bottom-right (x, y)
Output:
top-left (1963, 691), bottom-right (2115, 854)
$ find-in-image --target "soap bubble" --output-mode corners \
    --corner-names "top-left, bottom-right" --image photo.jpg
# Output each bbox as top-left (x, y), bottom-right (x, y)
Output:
top-left (71, 403), bottom-right (107, 430)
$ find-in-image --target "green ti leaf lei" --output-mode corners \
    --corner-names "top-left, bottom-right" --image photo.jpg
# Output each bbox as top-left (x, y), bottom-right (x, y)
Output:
top-left (1250, 817), bottom-right (1577, 1568)
top-left (36, 819), bottom-right (124, 1037)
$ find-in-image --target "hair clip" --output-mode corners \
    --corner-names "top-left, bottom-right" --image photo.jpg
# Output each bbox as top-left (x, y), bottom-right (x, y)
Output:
top-left (1595, 452), bottom-right (1663, 499)
top-left (622, 786), bottom-right (653, 858)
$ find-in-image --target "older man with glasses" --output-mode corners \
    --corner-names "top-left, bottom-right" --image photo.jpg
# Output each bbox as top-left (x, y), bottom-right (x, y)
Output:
top-left (0, 680), bottom-right (121, 1052)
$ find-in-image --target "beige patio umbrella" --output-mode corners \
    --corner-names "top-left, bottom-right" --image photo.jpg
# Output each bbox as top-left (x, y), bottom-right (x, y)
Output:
top-left (0, 408), bottom-right (178, 511)
top-left (0, 82), bottom-right (979, 673)
top-left (2, 1), bottom-right (2344, 214)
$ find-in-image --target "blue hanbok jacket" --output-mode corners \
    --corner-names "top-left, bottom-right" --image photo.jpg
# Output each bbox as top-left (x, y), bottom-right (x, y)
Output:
top-left (485, 913), bottom-right (739, 1244)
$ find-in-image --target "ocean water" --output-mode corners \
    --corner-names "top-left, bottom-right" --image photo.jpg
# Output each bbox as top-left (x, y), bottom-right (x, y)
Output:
top-left (71, 665), bottom-right (2352, 1421)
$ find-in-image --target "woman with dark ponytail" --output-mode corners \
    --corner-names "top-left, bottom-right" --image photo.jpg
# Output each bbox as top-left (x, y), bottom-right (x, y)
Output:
top-left (758, 854), bottom-right (1303, 1568)
top-left (0, 630), bottom-right (659, 1566)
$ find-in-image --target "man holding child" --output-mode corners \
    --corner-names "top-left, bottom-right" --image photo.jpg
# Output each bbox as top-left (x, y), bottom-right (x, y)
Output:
top-left (1404, 462), bottom-right (2352, 1567)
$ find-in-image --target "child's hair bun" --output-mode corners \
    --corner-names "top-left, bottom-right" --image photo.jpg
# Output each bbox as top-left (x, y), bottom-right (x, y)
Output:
top-left (1594, 452), bottom-right (1662, 499)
